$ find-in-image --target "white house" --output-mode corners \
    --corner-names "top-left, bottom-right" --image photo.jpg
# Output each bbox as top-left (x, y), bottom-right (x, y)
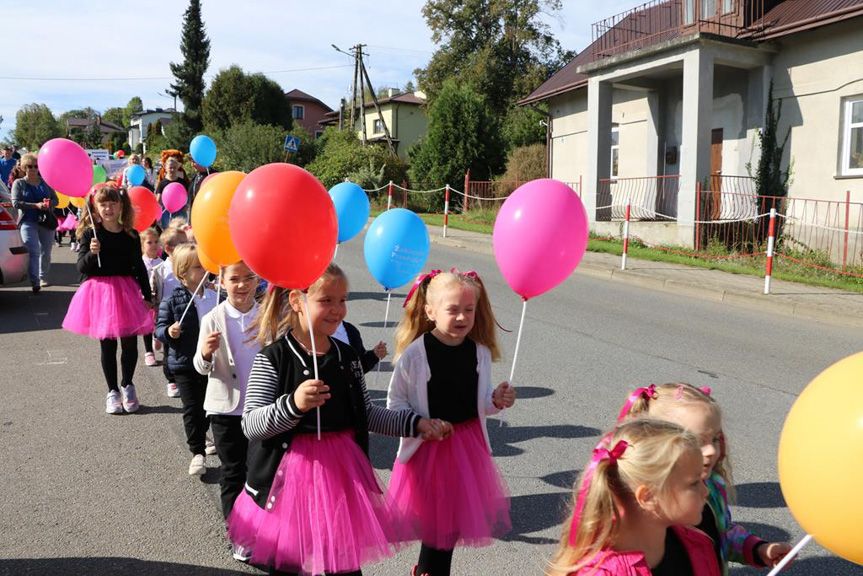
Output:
top-left (129, 108), bottom-right (177, 153)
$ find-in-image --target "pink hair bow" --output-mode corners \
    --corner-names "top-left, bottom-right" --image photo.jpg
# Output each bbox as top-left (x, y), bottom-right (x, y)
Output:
top-left (450, 266), bottom-right (477, 278)
top-left (403, 270), bottom-right (441, 307)
top-left (569, 440), bottom-right (629, 547)
top-left (616, 384), bottom-right (657, 423)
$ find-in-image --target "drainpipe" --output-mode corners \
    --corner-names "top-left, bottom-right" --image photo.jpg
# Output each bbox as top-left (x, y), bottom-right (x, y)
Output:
top-left (529, 105), bottom-right (552, 178)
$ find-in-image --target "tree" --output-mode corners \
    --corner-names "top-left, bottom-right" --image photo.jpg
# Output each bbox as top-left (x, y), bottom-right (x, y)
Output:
top-left (754, 81), bottom-right (791, 199)
top-left (14, 103), bottom-right (63, 150)
top-left (102, 107), bottom-right (125, 128)
top-left (307, 128), bottom-right (408, 190)
top-left (85, 120), bottom-right (103, 148)
top-left (503, 105), bottom-right (547, 150)
top-left (202, 65), bottom-right (291, 131)
top-left (122, 96), bottom-right (144, 128)
top-left (210, 120), bottom-right (287, 172)
top-left (169, 0), bottom-right (210, 137)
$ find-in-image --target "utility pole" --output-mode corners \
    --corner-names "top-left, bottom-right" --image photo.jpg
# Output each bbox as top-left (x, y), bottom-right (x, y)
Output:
top-left (357, 44), bottom-right (367, 145)
top-left (349, 50), bottom-right (359, 132)
top-left (360, 58), bottom-right (397, 157)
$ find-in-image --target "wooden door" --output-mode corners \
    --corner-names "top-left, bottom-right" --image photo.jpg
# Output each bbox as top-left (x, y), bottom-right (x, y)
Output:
top-left (710, 128), bottom-right (723, 219)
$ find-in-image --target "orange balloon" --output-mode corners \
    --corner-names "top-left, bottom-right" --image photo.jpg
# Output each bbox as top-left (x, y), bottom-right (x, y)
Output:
top-left (198, 245), bottom-right (221, 275)
top-left (191, 171), bottom-right (245, 267)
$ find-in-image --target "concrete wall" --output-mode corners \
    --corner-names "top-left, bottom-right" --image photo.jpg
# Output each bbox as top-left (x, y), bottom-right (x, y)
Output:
top-left (357, 103), bottom-right (426, 160)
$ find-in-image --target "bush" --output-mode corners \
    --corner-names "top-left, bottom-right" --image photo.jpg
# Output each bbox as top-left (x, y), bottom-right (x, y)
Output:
top-left (211, 120), bottom-right (286, 172)
top-left (494, 143), bottom-right (547, 196)
top-left (306, 128), bottom-right (408, 191)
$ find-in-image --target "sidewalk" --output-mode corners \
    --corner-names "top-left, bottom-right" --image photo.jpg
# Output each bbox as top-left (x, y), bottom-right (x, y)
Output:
top-left (427, 224), bottom-right (863, 329)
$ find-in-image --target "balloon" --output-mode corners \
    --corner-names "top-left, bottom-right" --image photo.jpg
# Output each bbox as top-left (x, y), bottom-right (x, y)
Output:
top-left (191, 171), bottom-right (245, 267)
top-left (201, 172), bottom-right (218, 188)
top-left (55, 192), bottom-right (70, 209)
top-left (92, 165), bottom-right (107, 185)
top-left (116, 150), bottom-right (125, 158)
top-left (69, 195), bottom-right (86, 209)
top-left (161, 182), bottom-right (188, 214)
top-left (363, 208), bottom-right (430, 291)
top-left (229, 163), bottom-right (336, 289)
top-left (493, 179), bottom-right (588, 300)
top-left (128, 186), bottom-right (161, 232)
top-left (778, 352), bottom-right (863, 565)
top-left (329, 181), bottom-right (370, 243)
top-left (37, 138), bottom-right (93, 197)
top-left (198, 245), bottom-right (221, 275)
top-left (127, 164), bottom-right (146, 186)
top-left (190, 135), bottom-right (217, 168)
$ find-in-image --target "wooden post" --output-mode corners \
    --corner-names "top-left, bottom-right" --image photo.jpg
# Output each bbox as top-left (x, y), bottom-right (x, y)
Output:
top-left (695, 180), bottom-right (702, 251)
top-left (843, 190), bottom-right (850, 268)
top-left (463, 169), bottom-right (471, 213)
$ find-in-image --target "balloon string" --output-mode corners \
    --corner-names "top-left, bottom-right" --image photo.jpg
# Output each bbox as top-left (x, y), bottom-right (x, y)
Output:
top-left (302, 292), bottom-right (322, 441)
top-left (84, 201), bottom-right (101, 268)
top-left (766, 534), bottom-right (812, 576)
top-left (216, 267), bottom-right (222, 306)
top-left (178, 274), bottom-right (209, 325)
top-left (500, 299), bottom-right (527, 427)
top-left (334, 243), bottom-right (339, 260)
top-left (374, 290), bottom-right (392, 387)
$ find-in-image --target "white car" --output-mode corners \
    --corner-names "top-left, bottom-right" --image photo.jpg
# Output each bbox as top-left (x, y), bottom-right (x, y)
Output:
top-left (0, 181), bottom-right (29, 285)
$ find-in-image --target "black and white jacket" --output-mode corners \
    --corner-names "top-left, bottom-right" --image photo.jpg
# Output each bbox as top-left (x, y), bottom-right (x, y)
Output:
top-left (241, 330), bottom-right (421, 509)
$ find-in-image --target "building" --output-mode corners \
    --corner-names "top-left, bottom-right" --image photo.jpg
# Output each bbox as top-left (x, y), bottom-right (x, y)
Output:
top-left (128, 109), bottom-right (177, 153)
top-left (285, 89), bottom-right (333, 140)
top-left (321, 90), bottom-right (428, 160)
top-left (521, 0), bottom-right (863, 249)
top-left (65, 116), bottom-right (125, 146)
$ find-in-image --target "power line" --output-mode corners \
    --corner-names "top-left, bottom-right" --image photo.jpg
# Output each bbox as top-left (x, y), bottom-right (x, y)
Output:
top-left (0, 64), bottom-right (352, 82)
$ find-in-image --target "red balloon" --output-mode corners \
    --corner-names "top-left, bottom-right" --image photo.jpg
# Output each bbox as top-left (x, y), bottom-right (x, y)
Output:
top-left (128, 186), bottom-right (161, 232)
top-left (116, 150), bottom-right (125, 158)
top-left (229, 163), bottom-right (337, 289)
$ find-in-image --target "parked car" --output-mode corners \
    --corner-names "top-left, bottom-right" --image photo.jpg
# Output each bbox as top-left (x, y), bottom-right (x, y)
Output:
top-left (0, 182), bottom-right (29, 286)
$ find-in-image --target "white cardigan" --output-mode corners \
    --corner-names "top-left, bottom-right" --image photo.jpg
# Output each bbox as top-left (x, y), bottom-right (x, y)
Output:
top-left (387, 336), bottom-right (501, 463)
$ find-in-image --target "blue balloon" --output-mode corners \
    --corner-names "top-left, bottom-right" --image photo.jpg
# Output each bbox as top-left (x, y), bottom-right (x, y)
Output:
top-left (127, 164), bottom-right (146, 186)
top-left (364, 209), bottom-right (430, 291)
top-left (190, 134), bottom-right (217, 168)
top-left (329, 181), bottom-right (370, 243)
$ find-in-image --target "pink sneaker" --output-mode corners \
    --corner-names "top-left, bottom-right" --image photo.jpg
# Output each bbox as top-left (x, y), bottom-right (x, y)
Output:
top-left (144, 352), bottom-right (158, 366)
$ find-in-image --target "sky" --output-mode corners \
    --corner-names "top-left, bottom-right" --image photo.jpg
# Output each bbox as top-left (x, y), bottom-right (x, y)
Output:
top-left (0, 0), bottom-right (637, 142)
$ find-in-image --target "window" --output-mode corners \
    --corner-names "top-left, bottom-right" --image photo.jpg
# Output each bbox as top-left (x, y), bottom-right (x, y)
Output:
top-left (610, 124), bottom-right (620, 179)
top-left (373, 119), bottom-right (383, 134)
top-left (292, 105), bottom-right (304, 120)
top-left (314, 130), bottom-right (324, 139)
top-left (842, 98), bottom-right (863, 176)
top-left (684, 0), bottom-right (695, 24)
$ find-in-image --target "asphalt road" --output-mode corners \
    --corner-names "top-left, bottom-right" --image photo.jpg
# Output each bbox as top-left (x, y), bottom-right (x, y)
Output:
top-left (1, 235), bottom-right (861, 576)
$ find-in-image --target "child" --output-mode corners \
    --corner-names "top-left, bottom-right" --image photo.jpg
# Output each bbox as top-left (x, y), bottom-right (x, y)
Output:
top-left (547, 419), bottom-right (718, 576)
top-left (193, 261), bottom-right (260, 558)
top-left (155, 244), bottom-right (218, 476)
top-left (387, 269), bottom-right (516, 576)
top-left (62, 184), bottom-right (153, 414)
top-left (140, 228), bottom-right (163, 367)
top-left (226, 263), bottom-right (444, 576)
top-left (619, 383), bottom-right (792, 573)
top-left (152, 225), bottom-right (188, 397)
top-left (333, 320), bottom-right (387, 373)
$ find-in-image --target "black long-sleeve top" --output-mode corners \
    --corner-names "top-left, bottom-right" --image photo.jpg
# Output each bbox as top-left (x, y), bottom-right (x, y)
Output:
top-left (77, 227), bottom-right (152, 301)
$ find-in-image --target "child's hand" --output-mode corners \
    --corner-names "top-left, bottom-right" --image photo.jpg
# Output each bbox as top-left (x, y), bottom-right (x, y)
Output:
top-left (760, 542), bottom-right (794, 567)
top-left (293, 379), bottom-right (330, 412)
top-left (417, 418), bottom-right (453, 441)
top-left (90, 237), bottom-right (101, 255)
top-left (373, 341), bottom-right (387, 360)
top-left (201, 331), bottom-right (221, 361)
top-left (493, 381), bottom-right (516, 409)
top-left (168, 322), bottom-right (182, 339)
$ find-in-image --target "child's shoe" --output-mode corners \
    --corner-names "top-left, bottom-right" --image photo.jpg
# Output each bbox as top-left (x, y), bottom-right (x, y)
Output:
top-left (231, 543), bottom-right (252, 563)
top-left (70, 242), bottom-right (78, 251)
top-left (166, 382), bottom-right (180, 398)
top-left (188, 454), bottom-right (206, 475)
top-left (205, 437), bottom-right (217, 456)
top-left (120, 384), bottom-right (139, 413)
top-left (105, 390), bottom-right (123, 414)
top-left (144, 352), bottom-right (158, 366)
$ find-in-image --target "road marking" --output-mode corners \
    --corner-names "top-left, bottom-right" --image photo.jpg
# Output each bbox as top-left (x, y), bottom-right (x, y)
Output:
top-left (36, 349), bottom-right (68, 366)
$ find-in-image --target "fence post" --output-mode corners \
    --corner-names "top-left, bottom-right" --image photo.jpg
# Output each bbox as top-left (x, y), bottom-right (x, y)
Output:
top-left (622, 203), bottom-right (631, 270)
top-left (387, 180), bottom-right (393, 211)
top-left (443, 185), bottom-right (450, 238)
top-left (764, 207), bottom-right (777, 295)
top-left (463, 170), bottom-right (471, 213)
top-left (578, 174), bottom-right (583, 199)
top-left (843, 190), bottom-right (850, 268)
top-left (694, 180), bottom-right (702, 251)
top-left (402, 179), bottom-right (408, 208)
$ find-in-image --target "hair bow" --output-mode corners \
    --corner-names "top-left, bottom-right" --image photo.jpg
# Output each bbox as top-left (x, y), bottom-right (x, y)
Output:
top-left (616, 384), bottom-right (657, 423)
top-left (450, 266), bottom-right (477, 278)
top-left (403, 270), bottom-right (441, 307)
top-left (569, 440), bottom-right (629, 547)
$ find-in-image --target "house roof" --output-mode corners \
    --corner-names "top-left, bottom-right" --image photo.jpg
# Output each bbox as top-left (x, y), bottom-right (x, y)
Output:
top-left (285, 89), bottom-right (334, 112)
top-left (320, 92), bottom-right (427, 122)
top-left (65, 117), bottom-right (125, 133)
top-left (130, 108), bottom-right (176, 119)
top-left (520, 0), bottom-right (863, 105)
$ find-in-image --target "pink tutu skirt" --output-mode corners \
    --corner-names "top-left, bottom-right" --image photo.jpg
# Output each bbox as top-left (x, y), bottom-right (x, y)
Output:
top-left (62, 276), bottom-right (153, 339)
top-left (227, 430), bottom-right (411, 575)
top-left (388, 418), bottom-right (511, 550)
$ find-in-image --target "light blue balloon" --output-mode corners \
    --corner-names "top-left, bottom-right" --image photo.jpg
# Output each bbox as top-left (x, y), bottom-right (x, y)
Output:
top-left (363, 209), bottom-right (430, 291)
top-left (190, 134), bottom-right (217, 168)
top-left (329, 182), bottom-right (370, 243)
top-left (127, 164), bottom-right (146, 186)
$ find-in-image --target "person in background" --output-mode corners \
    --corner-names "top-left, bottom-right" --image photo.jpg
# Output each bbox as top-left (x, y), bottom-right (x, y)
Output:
top-left (155, 157), bottom-right (189, 229)
top-left (10, 153), bottom-right (59, 292)
top-left (121, 154), bottom-right (143, 189)
top-left (143, 157), bottom-right (156, 187)
top-left (187, 158), bottom-right (216, 210)
top-left (0, 146), bottom-right (16, 186)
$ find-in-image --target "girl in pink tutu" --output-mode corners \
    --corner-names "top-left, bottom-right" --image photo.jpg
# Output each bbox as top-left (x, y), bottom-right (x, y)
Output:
top-left (227, 263), bottom-right (445, 576)
top-left (62, 184), bottom-right (153, 414)
top-left (387, 268), bottom-right (516, 576)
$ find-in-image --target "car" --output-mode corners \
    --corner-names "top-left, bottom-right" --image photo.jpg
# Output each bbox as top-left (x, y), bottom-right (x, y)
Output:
top-left (0, 181), bottom-right (29, 286)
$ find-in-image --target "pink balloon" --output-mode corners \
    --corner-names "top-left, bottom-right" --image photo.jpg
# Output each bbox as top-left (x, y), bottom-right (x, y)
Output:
top-left (493, 179), bottom-right (588, 300)
top-left (162, 182), bottom-right (188, 213)
top-left (38, 138), bottom-right (94, 197)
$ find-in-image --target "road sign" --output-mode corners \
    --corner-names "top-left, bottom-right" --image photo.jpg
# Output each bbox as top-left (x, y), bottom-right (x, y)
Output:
top-left (284, 135), bottom-right (300, 153)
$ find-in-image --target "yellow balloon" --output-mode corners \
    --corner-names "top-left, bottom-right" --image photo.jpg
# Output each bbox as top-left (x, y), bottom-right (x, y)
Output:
top-left (69, 196), bottom-right (86, 209)
top-left (55, 192), bottom-right (70, 209)
top-left (778, 351), bottom-right (863, 565)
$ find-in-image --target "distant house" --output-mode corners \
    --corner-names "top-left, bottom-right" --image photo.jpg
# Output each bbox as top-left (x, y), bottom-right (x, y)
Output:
top-left (520, 0), bottom-right (863, 249)
top-left (321, 89), bottom-right (428, 160)
top-left (129, 108), bottom-right (177, 153)
top-left (65, 116), bottom-right (125, 146)
top-left (285, 89), bottom-right (333, 140)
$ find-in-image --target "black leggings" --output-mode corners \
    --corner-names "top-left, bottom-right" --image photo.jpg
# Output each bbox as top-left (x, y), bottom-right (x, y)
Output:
top-left (142, 332), bottom-right (154, 354)
top-left (417, 544), bottom-right (454, 576)
top-left (99, 336), bottom-right (138, 392)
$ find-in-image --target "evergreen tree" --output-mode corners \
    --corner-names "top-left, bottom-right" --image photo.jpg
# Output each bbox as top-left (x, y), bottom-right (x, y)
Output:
top-left (169, 0), bottom-right (210, 142)
top-left (755, 81), bottom-right (791, 198)
top-left (202, 65), bottom-right (291, 131)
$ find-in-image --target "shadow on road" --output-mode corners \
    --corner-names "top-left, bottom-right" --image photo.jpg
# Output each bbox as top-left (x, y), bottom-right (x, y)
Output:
top-left (135, 404), bottom-right (183, 415)
top-left (540, 469), bottom-right (581, 490)
top-left (512, 386), bottom-right (555, 399)
top-left (0, 557), bottom-right (252, 575)
top-left (735, 481), bottom-right (787, 508)
top-left (503, 492), bottom-right (570, 545)
top-left (0, 261), bottom-right (77, 335)
top-left (734, 522), bottom-right (791, 544)
top-left (488, 423), bottom-right (601, 457)
top-left (729, 555), bottom-right (862, 575)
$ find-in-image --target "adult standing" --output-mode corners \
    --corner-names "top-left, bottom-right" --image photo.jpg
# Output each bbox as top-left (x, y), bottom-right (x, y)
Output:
top-left (121, 154), bottom-right (143, 189)
top-left (11, 153), bottom-right (59, 292)
top-left (11, 145), bottom-right (21, 161)
top-left (154, 156), bottom-right (189, 229)
top-left (142, 157), bottom-right (156, 187)
top-left (187, 158), bottom-right (217, 210)
top-left (0, 146), bottom-right (16, 186)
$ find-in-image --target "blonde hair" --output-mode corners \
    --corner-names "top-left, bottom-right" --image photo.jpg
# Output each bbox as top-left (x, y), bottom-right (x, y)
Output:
top-left (20, 152), bottom-right (38, 168)
top-left (139, 227), bottom-right (159, 248)
top-left (252, 264), bottom-right (348, 347)
top-left (547, 419), bottom-right (701, 575)
top-left (159, 226), bottom-right (187, 248)
top-left (165, 157), bottom-right (181, 170)
top-left (623, 382), bottom-right (733, 496)
top-left (75, 183), bottom-right (135, 239)
top-left (171, 243), bottom-right (200, 282)
top-left (129, 154), bottom-right (142, 165)
top-left (168, 215), bottom-right (189, 230)
top-left (394, 270), bottom-right (500, 362)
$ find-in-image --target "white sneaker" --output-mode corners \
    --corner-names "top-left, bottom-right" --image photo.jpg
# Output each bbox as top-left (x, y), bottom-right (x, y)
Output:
top-left (188, 454), bottom-right (206, 475)
top-left (205, 437), bottom-right (217, 456)
top-left (105, 390), bottom-right (123, 414)
top-left (120, 384), bottom-right (139, 413)
top-left (166, 382), bottom-right (180, 398)
top-left (232, 543), bottom-right (252, 563)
